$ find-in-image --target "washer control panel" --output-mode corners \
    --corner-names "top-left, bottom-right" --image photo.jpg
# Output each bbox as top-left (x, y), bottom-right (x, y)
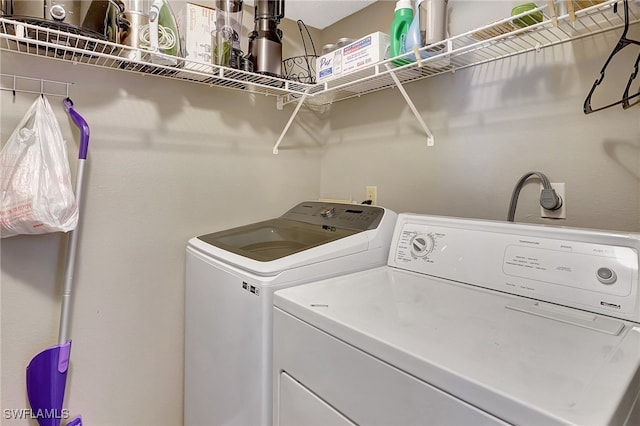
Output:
top-left (282, 201), bottom-right (386, 231)
top-left (390, 215), bottom-right (640, 322)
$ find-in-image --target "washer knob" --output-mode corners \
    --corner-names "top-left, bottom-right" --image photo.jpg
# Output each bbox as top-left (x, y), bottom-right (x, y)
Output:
top-left (596, 267), bottom-right (617, 285)
top-left (50, 4), bottom-right (66, 21)
top-left (410, 234), bottom-right (434, 257)
top-left (320, 207), bottom-right (336, 218)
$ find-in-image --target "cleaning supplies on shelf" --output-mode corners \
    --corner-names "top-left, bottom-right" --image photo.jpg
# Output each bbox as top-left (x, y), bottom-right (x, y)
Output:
top-left (404, 0), bottom-right (428, 60)
top-left (392, 0), bottom-right (449, 66)
top-left (391, 0), bottom-right (434, 66)
top-left (390, 0), bottom-right (413, 66)
top-left (316, 32), bottom-right (390, 82)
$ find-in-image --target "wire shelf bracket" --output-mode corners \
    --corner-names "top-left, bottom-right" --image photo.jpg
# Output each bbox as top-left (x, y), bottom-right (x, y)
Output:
top-left (273, 87), bottom-right (312, 154)
top-left (386, 64), bottom-right (435, 147)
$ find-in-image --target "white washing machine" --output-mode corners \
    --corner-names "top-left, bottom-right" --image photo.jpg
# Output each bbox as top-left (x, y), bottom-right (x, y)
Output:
top-left (273, 214), bottom-right (640, 425)
top-left (184, 201), bottom-right (397, 426)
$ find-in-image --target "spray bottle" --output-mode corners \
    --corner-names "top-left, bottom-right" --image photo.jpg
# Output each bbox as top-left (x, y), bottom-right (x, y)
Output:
top-left (390, 0), bottom-right (413, 66)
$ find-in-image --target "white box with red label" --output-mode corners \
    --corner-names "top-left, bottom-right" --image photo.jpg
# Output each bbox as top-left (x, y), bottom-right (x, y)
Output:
top-left (316, 32), bottom-right (390, 82)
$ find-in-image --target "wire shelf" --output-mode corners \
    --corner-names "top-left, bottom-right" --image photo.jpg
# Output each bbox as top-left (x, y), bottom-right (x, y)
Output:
top-left (0, 0), bottom-right (637, 107)
top-left (298, 0), bottom-right (640, 106)
top-left (0, 16), bottom-right (312, 100)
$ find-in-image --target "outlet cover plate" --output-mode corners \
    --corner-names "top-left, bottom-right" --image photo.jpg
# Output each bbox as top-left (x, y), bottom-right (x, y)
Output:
top-left (365, 186), bottom-right (377, 206)
top-left (541, 183), bottom-right (566, 219)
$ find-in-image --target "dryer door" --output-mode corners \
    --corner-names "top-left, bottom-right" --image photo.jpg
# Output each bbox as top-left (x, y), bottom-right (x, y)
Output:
top-left (273, 308), bottom-right (508, 426)
top-left (278, 372), bottom-right (355, 426)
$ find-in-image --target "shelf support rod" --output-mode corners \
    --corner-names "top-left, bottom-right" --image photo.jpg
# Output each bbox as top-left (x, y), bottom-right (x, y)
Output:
top-left (385, 64), bottom-right (434, 147)
top-left (273, 87), bottom-right (312, 154)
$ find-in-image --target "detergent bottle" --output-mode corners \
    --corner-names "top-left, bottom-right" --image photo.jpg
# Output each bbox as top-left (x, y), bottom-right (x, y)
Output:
top-left (404, 0), bottom-right (427, 61)
top-left (390, 0), bottom-right (413, 66)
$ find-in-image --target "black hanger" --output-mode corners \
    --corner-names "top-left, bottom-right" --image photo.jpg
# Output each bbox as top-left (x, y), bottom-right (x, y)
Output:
top-left (583, 0), bottom-right (640, 114)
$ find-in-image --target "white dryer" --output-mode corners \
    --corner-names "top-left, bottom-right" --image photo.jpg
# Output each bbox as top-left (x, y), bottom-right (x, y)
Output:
top-left (273, 214), bottom-right (640, 425)
top-left (184, 201), bottom-right (397, 426)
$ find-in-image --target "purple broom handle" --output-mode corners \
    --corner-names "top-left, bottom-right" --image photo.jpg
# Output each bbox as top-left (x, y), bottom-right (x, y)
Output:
top-left (62, 98), bottom-right (89, 160)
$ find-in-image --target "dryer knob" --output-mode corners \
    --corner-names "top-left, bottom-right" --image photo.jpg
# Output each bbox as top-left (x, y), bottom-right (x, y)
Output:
top-left (410, 234), bottom-right (434, 258)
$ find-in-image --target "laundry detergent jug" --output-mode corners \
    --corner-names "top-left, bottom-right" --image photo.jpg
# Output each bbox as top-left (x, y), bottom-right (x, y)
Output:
top-left (390, 0), bottom-right (413, 66)
top-left (404, 0), bottom-right (426, 61)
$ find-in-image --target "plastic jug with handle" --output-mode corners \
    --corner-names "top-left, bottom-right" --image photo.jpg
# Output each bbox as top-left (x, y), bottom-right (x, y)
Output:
top-left (390, 0), bottom-right (413, 66)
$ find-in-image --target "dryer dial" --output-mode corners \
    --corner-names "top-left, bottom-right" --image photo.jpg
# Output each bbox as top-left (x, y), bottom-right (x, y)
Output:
top-left (410, 234), bottom-right (435, 258)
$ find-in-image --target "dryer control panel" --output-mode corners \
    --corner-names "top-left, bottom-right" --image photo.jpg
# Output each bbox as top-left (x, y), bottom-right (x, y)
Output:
top-left (389, 214), bottom-right (640, 323)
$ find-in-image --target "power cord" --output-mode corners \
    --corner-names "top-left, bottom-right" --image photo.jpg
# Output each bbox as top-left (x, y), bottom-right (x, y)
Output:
top-left (507, 171), bottom-right (562, 222)
top-left (138, 23), bottom-right (177, 51)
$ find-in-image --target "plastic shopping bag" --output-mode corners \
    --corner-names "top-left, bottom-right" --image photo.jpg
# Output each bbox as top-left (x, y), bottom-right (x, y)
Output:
top-left (0, 96), bottom-right (78, 238)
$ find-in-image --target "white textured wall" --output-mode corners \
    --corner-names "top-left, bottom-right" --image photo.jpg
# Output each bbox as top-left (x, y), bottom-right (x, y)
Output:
top-left (320, 1), bottom-right (640, 232)
top-left (0, 46), bottom-right (321, 425)
top-left (2, 1), bottom-right (640, 426)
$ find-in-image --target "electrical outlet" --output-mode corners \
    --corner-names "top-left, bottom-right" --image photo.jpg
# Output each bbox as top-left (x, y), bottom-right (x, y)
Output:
top-left (365, 186), bottom-right (377, 205)
top-left (541, 183), bottom-right (566, 219)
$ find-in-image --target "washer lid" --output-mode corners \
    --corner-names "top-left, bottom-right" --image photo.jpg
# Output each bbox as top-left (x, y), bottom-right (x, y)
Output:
top-left (197, 218), bottom-right (357, 262)
top-left (274, 267), bottom-right (640, 426)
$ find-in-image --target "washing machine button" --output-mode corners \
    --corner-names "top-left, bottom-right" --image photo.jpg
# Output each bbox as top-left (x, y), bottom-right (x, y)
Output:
top-left (596, 267), bottom-right (617, 285)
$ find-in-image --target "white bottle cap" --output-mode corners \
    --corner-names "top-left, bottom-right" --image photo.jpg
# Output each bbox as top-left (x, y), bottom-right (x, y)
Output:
top-left (395, 0), bottom-right (413, 11)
